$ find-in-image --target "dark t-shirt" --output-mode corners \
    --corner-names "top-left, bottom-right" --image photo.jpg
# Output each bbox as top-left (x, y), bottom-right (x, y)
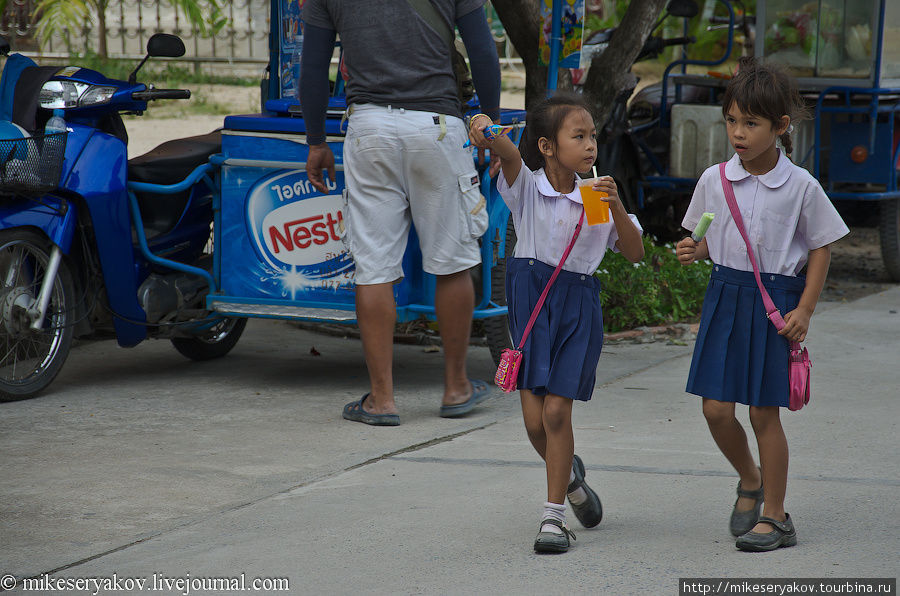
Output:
top-left (302, 0), bottom-right (483, 117)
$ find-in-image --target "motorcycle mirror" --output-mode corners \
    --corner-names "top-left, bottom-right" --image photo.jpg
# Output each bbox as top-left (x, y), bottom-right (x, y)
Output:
top-left (667, 0), bottom-right (699, 18)
top-left (0, 37), bottom-right (10, 56)
top-left (128, 34), bottom-right (185, 85)
top-left (147, 33), bottom-right (186, 58)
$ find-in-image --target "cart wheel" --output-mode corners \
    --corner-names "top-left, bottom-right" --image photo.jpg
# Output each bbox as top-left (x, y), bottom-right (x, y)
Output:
top-left (483, 214), bottom-right (516, 366)
top-left (0, 229), bottom-right (76, 401)
top-left (171, 317), bottom-right (247, 361)
top-left (879, 198), bottom-right (900, 282)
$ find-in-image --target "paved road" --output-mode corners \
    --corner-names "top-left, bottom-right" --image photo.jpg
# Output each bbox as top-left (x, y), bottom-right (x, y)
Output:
top-left (1, 288), bottom-right (898, 594)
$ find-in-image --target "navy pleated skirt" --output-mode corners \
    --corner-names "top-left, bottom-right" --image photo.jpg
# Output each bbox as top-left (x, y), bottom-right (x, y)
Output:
top-left (687, 264), bottom-right (806, 407)
top-left (506, 257), bottom-right (603, 401)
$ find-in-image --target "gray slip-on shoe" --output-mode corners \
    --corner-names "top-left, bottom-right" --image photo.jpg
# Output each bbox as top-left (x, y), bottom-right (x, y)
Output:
top-left (736, 514), bottom-right (797, 552)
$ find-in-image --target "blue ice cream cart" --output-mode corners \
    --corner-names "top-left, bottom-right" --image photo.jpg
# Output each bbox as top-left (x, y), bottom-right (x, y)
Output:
top-left (208, 0), bottom-right (526, 363)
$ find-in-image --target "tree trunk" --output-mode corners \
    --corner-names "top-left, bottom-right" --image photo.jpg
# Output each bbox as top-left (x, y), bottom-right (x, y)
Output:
top-left (96, 0), bottom-right (108, 59)
top-left (490, 0), bottom-right (571, 111)
top-left (492, 0), bottom-right (667, 120)
top-left (582, 0), bottom-right (668, 128)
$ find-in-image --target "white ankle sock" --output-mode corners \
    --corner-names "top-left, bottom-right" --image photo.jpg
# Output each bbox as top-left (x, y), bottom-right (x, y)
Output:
top-left (567, 468), bottom-right (588, 505)
top-left (541, 502), bottom-right (567, 534)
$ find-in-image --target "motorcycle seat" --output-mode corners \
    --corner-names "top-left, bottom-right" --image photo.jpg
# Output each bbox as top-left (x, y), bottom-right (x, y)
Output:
top-left (127, 130), bottom-right (221, 238)
top-left (0, 58), bottom-right (62, 132)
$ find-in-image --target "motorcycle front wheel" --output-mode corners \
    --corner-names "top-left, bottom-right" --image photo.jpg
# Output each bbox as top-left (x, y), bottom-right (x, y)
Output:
top-left (0, 229), bottom-right (76, 401)
top-left (171, 317), bottom-right (247, 361)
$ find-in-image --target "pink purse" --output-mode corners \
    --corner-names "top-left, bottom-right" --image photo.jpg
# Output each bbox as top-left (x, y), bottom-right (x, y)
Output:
top-left (718, 163), bottom-right (810, 411)
top-left (495, 211), bottom-right (585, 392)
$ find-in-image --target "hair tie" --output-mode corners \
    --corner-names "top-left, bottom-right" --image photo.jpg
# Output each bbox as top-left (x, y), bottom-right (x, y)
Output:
top-left (787, 124), bottom-right (794, 134)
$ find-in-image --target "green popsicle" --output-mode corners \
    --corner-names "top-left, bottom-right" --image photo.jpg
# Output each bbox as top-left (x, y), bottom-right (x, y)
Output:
top-left (691, 212), bottom-right (715, 241)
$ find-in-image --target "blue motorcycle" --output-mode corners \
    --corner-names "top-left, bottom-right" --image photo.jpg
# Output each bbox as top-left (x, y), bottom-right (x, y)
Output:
top-left (0, 33), bottom-right (246, 401)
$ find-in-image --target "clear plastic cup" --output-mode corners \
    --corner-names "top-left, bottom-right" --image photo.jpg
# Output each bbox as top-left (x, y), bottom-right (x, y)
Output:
top-left (579, 179), bottom-right (609, 225)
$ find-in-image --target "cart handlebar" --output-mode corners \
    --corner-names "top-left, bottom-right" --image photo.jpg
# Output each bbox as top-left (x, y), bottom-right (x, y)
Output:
top-left (131, 89), bottom-right (191, 101)
top-left (660, 36), bottom-right (696, 48)
top-left (638, 36), bottom-right (696, 60)
top-left (709, 14), bottom-right (754, 25)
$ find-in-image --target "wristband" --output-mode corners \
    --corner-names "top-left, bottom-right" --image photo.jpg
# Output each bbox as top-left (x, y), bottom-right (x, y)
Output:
top-left (468, 113), bottom-right (493, 130)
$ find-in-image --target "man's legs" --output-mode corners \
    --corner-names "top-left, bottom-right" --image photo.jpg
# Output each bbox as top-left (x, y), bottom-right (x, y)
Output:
top-left (355, 283), bottom-right (398, 415)
top-left (434, 270), bottom-right (475, 406)
top-left (355, 270), bottom-right (477, 414)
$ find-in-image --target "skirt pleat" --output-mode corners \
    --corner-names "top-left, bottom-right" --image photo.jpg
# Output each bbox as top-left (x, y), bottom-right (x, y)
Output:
top-left (687, 264), bottom-right (805, 407)
top-left (506, 257), bottom-right (603, 401)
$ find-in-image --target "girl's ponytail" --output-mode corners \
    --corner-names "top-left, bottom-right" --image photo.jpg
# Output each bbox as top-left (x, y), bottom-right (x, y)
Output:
top-left (520, 123), bottom-right (544, 172)
top-left (779, 131), bottom-right (794, 156)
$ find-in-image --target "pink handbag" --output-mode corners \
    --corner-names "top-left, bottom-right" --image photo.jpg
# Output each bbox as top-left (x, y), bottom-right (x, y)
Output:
top-left (718, 163), bottom-right (810, 410)
top-left (495, 211), bottom-right (585, 392)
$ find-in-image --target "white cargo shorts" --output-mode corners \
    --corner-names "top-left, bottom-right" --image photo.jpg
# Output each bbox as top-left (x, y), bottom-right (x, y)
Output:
top-left (341, 104), bottom-right (488, 285)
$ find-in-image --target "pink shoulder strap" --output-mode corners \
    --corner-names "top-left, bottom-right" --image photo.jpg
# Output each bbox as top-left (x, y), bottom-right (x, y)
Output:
top-left (516, 210), bottom-right (585, 350)
top-left (717, 162), bottom-right (787, 331)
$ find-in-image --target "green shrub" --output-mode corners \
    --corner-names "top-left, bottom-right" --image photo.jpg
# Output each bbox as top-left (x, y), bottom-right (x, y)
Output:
top-left (596, 236), bottom-right (711, 332)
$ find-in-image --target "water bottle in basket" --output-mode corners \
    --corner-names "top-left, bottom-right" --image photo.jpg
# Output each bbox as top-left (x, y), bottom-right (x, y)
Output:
top-left (41, 109), bottom-right (68, 188)
top-left (45, 109), bottom-right (66, 135)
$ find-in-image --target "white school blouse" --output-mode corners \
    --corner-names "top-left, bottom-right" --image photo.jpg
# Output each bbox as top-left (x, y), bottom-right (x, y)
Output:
top-left (497, 160), bottom-right (642, 276)
top-left (682, 152), bottom-right (849, 276)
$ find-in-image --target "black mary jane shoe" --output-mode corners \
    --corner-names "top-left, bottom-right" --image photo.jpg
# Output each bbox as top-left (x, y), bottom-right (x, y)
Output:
top-left (730, 473), bottom-right (764, 537)
top-left (735, 514), bottom-right (797, 552)
top-left (533, 518), bottom-right (576, 554)
top-left (568, 454), bottom-right (603, 528)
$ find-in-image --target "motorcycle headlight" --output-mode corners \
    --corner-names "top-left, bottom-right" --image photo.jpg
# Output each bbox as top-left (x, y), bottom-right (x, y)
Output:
top-left (39, 81), bottom-right (117, 109)
top-left (79, 85), bottom-right (117, 106)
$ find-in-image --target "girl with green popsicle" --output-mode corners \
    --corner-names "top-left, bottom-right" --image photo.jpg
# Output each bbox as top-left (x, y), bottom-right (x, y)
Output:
top-left (676, 57), bottom-right (848, 552)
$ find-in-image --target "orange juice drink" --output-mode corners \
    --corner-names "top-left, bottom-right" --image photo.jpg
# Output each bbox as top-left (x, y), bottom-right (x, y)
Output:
top-left (579, 180), bottom-right (609, 225)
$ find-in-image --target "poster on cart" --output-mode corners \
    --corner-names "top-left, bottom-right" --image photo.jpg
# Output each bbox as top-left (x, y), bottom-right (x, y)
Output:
top-left (278, 0), bottom-right (305, 99)
top-left (220, 164), bottom-right (356, 303)
top-left (539, 0), bottom-right (585, 68)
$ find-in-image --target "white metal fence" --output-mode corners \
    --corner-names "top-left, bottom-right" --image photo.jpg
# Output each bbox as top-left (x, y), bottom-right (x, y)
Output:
top-left (0, 0), bottom-right (520, 75)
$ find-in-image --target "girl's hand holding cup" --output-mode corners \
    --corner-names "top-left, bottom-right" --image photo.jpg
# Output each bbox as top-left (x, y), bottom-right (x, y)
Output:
top-left (579, 171), bottom-right (617, 225)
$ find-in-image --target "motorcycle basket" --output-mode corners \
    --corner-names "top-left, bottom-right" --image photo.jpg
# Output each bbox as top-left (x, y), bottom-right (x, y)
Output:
top-left (0, 131), bottom-right (68, 197)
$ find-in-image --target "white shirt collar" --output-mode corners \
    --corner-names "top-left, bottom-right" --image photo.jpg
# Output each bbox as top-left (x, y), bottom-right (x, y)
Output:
top-left (534, 167), bottom-right (584, 204)
top-left (724, 150), bottom-right (792, 189)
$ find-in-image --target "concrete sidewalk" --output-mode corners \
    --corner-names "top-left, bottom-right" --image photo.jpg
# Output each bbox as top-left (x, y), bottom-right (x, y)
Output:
top-left (1, 288), bottom-right (898, 594)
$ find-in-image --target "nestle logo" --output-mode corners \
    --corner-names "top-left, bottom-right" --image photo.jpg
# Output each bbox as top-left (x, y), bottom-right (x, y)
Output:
top-left (248, 171), bottom-right (350, 269)
top-left (269, 212), bottom-right (343, 253)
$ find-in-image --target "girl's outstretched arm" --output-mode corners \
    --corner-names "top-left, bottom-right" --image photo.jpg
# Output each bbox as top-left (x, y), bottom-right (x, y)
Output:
top-left (468, 117), bottom-right (522, 187)
top-left (780, 244), bottom-right (831, 342)
top-left (594, 177), bottom-right (644, 263)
